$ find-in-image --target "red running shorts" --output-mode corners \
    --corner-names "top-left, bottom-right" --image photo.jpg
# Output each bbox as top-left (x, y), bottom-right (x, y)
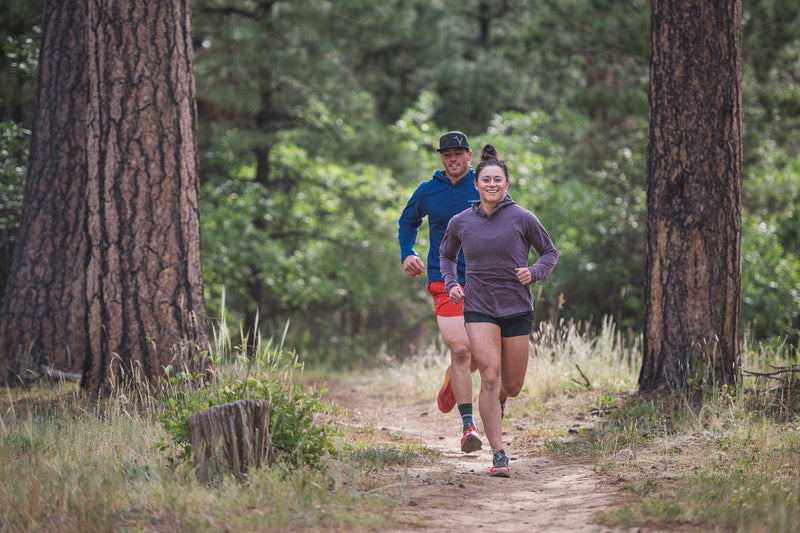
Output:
top-left (428, 281), bottom-right (464, 317)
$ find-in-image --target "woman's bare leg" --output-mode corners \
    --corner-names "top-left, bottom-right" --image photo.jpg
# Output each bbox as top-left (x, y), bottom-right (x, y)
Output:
top-left (466, 322), bottom-right (504, 451)
top-left (500, 335), bottom-right (530, 398)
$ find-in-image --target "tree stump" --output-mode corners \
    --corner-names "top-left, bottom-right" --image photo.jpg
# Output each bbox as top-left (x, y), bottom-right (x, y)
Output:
top-left (187, 399), bottom-right (276, 482)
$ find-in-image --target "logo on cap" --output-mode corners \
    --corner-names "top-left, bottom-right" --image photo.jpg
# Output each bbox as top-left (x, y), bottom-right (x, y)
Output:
top-left (437, 131), bottom-right (470, 152)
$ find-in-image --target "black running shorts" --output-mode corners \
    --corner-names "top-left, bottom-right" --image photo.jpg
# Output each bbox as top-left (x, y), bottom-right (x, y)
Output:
top-left (463, 311), bottom-right (534, 337)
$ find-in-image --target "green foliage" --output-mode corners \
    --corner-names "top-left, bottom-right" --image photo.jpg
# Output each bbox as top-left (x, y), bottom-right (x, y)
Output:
top-left (156, 329), bottom-right (336, 469)
top-left (200, 141), bottom-right (426, 365)
top-left (2, 29), bottom-right (39, 81)
top-left (0, 6), bottom-right (40, 123)
top-left (179, 0), bottom-right (800, 353)
top-left (741, 143), bottom-right (800, 342)
top-left (0, 120), bottom-right (27, 240)
top-left (742, 0), bottom-right (800, 158)
top-left (473, 110), bottom-right (648, 327)
top-left (0, 120), bottom-right (29, 292)
top-left (3, 0), bottom-right (800, 369)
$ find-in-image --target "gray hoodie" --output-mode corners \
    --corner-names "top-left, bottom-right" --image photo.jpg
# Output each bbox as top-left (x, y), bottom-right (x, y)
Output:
top-left (440, 198), bottom-right (558, 317)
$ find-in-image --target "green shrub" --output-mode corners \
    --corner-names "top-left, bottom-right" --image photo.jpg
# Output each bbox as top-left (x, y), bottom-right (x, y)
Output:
top-left (155, 327), bottom-right (336, 470)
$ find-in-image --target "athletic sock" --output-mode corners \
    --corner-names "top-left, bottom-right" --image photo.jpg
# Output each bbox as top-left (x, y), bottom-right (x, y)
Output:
top-left (457, 403), bottom-right (475, 430)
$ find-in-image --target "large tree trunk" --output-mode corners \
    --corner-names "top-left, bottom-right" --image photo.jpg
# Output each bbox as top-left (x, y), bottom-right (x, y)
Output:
top-left (0, 1), bottom-right (89, 379)
top-left (0, 0), bottom-right (209, 394)
top-left (639, 1), bottom-right (743, 393)
top-left (81, 1), bottom-right (208, 394)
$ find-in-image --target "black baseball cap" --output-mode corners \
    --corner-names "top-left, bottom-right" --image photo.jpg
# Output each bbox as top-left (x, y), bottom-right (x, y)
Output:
top-left (437, 131), bottom-right (471, 152)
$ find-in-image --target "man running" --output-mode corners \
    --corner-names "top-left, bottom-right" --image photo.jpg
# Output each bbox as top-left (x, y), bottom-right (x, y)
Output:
top-left (398, 130), bottom-right (481, 453)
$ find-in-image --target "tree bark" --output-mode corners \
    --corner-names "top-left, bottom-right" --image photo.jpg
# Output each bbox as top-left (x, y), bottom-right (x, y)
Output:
top-left (81, 1), bottom-right (208, 394)
top-left (640, 1), bottom-right (743, 393)
top-left (0, 0), bottom-right (209, 394)
top-left (0, 1), bottom-right (89, 380)
top-left (187, 399), bottom-right (276, 482)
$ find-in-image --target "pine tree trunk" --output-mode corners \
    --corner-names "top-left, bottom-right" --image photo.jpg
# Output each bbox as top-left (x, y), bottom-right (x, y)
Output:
top-left (639, 1), bottom-right (743, 393)
top-left (0, 1), bottom-right (89, 380)
top-left (0, 0), bottom-right (209, 394)
top-left (81, 1), bottom-right (208, 394)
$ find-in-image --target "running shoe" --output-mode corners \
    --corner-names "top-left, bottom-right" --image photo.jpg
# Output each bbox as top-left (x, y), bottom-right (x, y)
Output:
top-left (490, 450), bottom-right (510, 478)
top-left (460, 424), bottom-right (482, 453)
top-left (437, 366), bottom-right (456, 413)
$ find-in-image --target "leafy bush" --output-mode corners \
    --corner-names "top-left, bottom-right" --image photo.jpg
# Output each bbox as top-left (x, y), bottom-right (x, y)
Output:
top-left (156, 325), bottom-right (336, 470)
top-left (741, 144), bottom-right (800, 343)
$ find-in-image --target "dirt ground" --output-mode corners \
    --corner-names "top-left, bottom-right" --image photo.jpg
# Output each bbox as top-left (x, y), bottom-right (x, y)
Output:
top-left (325, 376), bottom-right (635, 533)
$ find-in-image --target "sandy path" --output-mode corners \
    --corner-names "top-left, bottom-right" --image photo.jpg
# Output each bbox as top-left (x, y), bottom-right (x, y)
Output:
top-left (327, 379), bottom-right (629, 533)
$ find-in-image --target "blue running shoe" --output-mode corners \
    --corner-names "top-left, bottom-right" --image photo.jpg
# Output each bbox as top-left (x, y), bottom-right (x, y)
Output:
top-left (490, 450), bottom-right (510, 477)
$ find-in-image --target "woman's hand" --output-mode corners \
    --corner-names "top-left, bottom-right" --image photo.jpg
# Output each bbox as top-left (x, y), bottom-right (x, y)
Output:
top-left (448, 285), bottom-right (464, 305)
top-left (515, 267), bottom-right (532, 285)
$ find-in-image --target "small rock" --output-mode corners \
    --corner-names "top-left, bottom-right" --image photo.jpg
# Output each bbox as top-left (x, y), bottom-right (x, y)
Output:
top-left (616, 448), bottom-right (636, 462)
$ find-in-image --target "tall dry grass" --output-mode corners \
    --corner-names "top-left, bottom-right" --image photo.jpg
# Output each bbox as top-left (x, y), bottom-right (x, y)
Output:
top-left (1, 318), bottom-right (798, 531)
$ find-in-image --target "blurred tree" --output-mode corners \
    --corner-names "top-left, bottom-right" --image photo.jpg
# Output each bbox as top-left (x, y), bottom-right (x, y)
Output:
top-left (0, 1), bottom-right (41, 297)
top-left (742, 0), bottom-right (800, 159)
top-left (640, 0), bottom-right (742, 393)
top-left (192, 0), bottom-right (434, 359)
top-left (740, 146), bottom-right (800, 343)
top-left (192, 0), bottom-right (417, 180)
top-left (0, 0), bottom-right (89, 380)
top-left (489, 0), bottom-right (651, 326)
top-left (0, 0), bottom-right (41, 124)
top-left (201, 144), bottom-right (422, 364)
top-left (738, 0), bottom-right (800, 343)
top-left (0, 121), bottom-right (28, 296)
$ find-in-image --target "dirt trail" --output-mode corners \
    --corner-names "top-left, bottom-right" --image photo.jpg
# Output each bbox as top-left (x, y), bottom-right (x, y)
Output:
top-left (327, 378), bottom-right (630, 533)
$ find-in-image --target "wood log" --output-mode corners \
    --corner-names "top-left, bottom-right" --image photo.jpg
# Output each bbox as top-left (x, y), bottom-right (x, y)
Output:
top-left (187, 399), bottom-right (276, 482)
top-left (40, 365), bottom-right (82, 383)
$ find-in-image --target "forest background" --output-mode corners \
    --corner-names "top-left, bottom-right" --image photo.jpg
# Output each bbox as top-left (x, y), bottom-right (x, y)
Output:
top-left (1, 0), bottom-right (798, 368)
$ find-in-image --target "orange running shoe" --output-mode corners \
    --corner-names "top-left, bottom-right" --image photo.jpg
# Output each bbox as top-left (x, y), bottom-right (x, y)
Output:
top-left (460, 424), bottom-right (482, 453)
top-left (437, 366), bottom-right (456, 413)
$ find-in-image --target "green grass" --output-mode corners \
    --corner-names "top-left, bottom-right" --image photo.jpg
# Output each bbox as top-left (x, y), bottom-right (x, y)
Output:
top-left (2, 318), bottom-right (799, 531)
top-left (0, 379), bottom-right (426, 531)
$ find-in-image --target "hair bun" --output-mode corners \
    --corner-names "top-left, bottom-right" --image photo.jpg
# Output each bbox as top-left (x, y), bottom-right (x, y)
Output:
top-left (480, 144), bottom-right (498, 161)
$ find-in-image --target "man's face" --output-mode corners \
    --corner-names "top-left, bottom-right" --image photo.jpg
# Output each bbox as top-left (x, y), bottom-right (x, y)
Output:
top-left (439, 148), bottom-right (472, 181)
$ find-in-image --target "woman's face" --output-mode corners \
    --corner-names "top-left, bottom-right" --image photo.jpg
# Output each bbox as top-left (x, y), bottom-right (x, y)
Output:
top-left (475, 165), bottom-right (509, 205)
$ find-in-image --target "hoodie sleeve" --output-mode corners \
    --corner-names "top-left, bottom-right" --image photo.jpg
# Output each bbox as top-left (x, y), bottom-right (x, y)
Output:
top-left (439, 218), bottom-right (461, 292)
top-left (525, 212), bottom-right (559, 282)
top-left (398, 184), bottom-right (425, 262)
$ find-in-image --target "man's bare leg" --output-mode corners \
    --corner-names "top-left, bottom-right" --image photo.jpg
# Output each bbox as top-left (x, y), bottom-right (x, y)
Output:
top-left (437, 315), bottom-right (472, 404)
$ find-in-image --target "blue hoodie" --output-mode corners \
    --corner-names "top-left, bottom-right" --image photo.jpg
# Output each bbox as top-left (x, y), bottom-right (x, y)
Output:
top-left (398, 168), bottom-right (478, 283)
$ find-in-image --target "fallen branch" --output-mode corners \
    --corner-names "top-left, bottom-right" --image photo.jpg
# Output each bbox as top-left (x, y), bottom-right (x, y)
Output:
top-left (743, 365), bottom-right (800, 380)
top-left (40, 365), bottom-right (82, 383)
top-left (572, 364), bottom-right (591, 388)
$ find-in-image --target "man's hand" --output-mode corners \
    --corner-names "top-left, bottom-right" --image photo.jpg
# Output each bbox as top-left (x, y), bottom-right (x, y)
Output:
top-left (403, 255), bottom-right (425, 277)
